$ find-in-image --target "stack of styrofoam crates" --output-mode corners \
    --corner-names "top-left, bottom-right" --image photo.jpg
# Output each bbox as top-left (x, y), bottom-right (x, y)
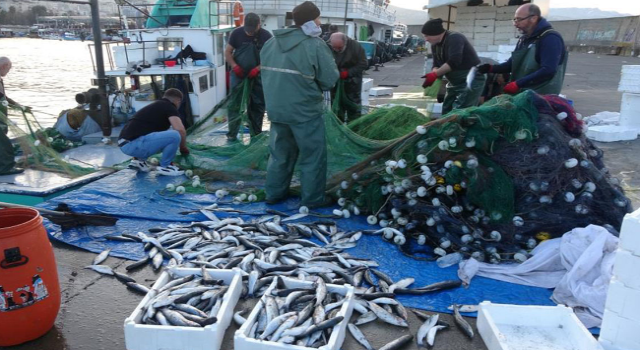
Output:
top-left (618, 65), bottom-right (640, 133)
top-left (599, 209), bottom-right (640, 350)
top-left (494, 6), bottom-right (518, 45)
top-left (454, 7), bottom-right (476, 43)
top-left (361, 78), bottom-right (373, 107)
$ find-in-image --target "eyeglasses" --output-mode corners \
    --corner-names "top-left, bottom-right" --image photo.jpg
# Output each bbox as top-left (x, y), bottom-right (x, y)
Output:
top-left (512, 15), bottom-right (535, 23)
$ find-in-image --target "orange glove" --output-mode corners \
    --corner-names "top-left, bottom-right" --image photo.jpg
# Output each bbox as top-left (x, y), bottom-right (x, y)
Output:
top-left (503, 82), bottom-right (519, 94)
top-left (421, 72), bottom-right (438, 88)
top-left (340, 70), bottom-right (349, 80)
top-left (248, 66), bottom-right (261, 79)
top-left (232, 65), bottom-right (244, 78)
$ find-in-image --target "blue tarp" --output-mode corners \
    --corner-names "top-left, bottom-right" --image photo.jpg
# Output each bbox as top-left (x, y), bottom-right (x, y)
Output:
top-left (41, 169), bottom-right (556, 315)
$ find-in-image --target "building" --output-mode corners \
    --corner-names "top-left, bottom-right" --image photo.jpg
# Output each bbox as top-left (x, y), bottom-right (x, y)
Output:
top-left (242, 0), bottom-right (396, 41)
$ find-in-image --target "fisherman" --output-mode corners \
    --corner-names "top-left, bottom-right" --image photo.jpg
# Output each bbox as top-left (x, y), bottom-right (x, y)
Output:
top-left (322, 24), bottom-right (338, 42)
top-left (420, 19), bottom-right (486, 114)
top-left (117, 88), bottom-right (188, 176)
top-left (224, 12), bottom-right (272, 140)
top-left (329, 32), bottom-right (368, 121)
top-left (0, 56), bottom-right (23, 175)
top-left (477, 4), bottom-right (567, 95)
top-left (260, 1), bottom-right (339, 207)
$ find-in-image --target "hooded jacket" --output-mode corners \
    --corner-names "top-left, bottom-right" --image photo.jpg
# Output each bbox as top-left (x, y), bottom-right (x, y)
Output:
top-left (260, 27), bottom-right (339, 124)
top-left (492, 17), bottom-right (566, 88)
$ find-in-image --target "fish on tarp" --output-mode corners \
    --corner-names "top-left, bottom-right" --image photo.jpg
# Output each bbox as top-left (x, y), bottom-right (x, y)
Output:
top-left (466, 66), bottom-right (478, 90)
top-left (92, 248), bottom-right (111, 265)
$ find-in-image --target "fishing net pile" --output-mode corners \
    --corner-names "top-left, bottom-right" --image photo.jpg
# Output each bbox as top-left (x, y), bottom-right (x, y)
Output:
top-left (1, 105), bottom-right (94, 177)
top-left (324, 91), bottom-right (631, 263)
top-left (171, 80), bottom-right (426, 198)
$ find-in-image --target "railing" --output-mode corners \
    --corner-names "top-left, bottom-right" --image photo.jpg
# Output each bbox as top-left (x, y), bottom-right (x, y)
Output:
top-left (209, 0), bottom-right (236, 29)
top-left (242, 0), bottom-right (396, 24)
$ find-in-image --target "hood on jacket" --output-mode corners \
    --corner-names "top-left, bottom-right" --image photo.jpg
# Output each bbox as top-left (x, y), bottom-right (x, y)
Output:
top-left (529, 17), bottom-right (553, 38)
top-left (272, 28), bottom-right (311, 53)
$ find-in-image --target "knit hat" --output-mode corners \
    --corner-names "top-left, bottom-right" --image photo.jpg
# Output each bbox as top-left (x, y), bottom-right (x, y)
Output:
top-left (422, 18), bottom-right (445, 36)
top-left (292, 1), bottom-right (321, 26)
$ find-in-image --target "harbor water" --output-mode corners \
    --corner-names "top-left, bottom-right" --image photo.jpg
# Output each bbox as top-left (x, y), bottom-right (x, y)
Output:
top-left (1, 38), bottom-right (95, 128)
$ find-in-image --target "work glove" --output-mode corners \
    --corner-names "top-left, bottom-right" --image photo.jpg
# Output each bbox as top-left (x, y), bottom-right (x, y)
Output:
top-left (477, 64), bottom-right (492, 74)
top-left (340, 70), bottom-right (349, 80)
top-left (421, 72), bottom-right (438, 88)
top-left (180, 146), bottom-right (190, 156)
top-left (503, 82), bottom-right (519, 95)
top-left (232, 65), bottom-right (244, 78)
top-left (248, 67), bottom-right (261, 79)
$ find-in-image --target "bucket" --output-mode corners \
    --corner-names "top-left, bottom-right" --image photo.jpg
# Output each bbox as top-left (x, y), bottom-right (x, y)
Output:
top-left (0, 208), bottom-right (60, 346)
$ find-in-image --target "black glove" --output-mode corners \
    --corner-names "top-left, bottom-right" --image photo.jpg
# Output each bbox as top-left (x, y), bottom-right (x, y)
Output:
top-left (477, 64), bottom-right (492, 74)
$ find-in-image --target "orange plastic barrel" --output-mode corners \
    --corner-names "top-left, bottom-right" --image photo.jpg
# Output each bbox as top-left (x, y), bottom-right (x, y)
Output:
top-left (0, 208), bottom-right (61, 346)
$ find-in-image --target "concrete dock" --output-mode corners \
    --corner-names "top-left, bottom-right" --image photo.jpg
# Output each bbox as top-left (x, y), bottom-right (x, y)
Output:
top-left (6, 51), bottom-right (640, 350)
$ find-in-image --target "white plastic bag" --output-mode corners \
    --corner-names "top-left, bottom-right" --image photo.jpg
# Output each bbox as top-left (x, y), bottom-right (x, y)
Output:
top-left (458, 225), bottom-right (618, 328)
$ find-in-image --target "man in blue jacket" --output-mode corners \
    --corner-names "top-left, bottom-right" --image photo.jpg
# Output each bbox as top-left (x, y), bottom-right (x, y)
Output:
top-left (478, 4), bottom-right (567, 95)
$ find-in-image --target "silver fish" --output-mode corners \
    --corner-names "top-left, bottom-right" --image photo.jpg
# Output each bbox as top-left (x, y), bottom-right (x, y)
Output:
top-left (85, 264), bottom-right (114, 275)
top-left (348, 323), bottom-right (375, 350)
top-left (93, 249), bottom-right (111, 265)
top-left (453, 304), bottom-right (474, 339)
top-left (466, 65), bottom-right (478, 90)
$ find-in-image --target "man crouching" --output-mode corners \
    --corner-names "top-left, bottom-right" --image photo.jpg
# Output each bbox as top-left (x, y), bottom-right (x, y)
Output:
top-left (118, 88), bottom-right (189, 176)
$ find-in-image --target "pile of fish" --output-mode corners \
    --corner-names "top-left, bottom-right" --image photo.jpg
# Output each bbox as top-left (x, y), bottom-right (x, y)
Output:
top-left (138, 269), bottom-right (227, 327)
top-left (242, 277), bottom-right (348, 347)
top-left (87, 212), bottom-right (473, 348)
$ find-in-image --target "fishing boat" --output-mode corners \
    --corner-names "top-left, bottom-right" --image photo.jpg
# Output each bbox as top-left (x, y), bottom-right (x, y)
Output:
top-left (0, 0), bottom-right (239, 205)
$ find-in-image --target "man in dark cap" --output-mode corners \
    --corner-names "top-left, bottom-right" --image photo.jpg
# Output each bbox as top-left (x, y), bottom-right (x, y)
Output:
top-left (260, 1), bottom-right (339, 208)
top-left (329, 32), bottom-right (368, 121)
top-left (224, 12), bottom-right (273, 140)
top-left (421, 18), bottom-right (486, 114)
top-left (477, 4), bottom-right (567, 95)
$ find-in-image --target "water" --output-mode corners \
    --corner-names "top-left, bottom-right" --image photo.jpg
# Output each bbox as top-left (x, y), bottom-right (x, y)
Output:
top-left (1, 37), bottom-right (96, 128)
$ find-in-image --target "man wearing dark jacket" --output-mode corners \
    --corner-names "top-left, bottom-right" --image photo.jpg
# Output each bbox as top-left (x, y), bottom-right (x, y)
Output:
top-left (329, 32), bottom-right (368, 121)
top-left (421, 18), bottom-right (486, 114)
top-left (477, 4), bottom-right (567, 95)
top-left (224, 13), bottom-right (272, 140)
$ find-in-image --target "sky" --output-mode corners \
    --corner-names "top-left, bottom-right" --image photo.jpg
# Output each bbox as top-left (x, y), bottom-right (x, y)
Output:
top-left (391, 0), bottom-right (640, 15)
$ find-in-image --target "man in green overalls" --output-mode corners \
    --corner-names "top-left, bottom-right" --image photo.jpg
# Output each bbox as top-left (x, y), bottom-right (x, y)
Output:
top-left (477, 4), bottom-right (567, 95)
top-left (260, 1), bottom-right (339, 208)
top-left (0, 57), bottom-right (23, 175)
top-left (224, 13), bottom-right (272, 140)
top-left (421, 19), bottom-right (486, 115)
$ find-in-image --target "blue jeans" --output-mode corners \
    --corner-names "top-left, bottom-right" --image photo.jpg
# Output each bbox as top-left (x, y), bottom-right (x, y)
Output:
top-left (120, 130), bottom-right (180, 167)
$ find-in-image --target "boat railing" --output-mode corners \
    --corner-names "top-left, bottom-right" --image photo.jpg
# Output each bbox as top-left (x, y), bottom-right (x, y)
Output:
top-left (241, 0), bottom-right (396, 24)
top-left (87, 38), bottom-right (185, 72)
top-left (209, 0), bottom-right (236, 30)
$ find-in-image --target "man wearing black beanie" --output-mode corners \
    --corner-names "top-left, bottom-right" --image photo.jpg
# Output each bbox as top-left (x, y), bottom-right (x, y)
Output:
top-left (421, 18), bottom-right (486, 114)
top-left (260, 1), bottom-right (339, 209)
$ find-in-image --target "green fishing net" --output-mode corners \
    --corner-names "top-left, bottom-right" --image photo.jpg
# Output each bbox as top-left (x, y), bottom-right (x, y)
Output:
top-left (1, 105), bottom-right (95, 177)
top-left (347, 106), bottom-right (429, 141)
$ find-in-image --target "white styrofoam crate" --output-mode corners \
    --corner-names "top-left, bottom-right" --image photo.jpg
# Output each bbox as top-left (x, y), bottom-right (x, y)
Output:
top-left (604, 278), bottom-right (640, 323)
top-left (495, 32), bottom-right (517, 40)
top-left (477, 52), bottom-right (499, 60)
top-left (495, 20), bottom-right (514, 27)
top-left (586, 125), bottom-right (639, 142)
top-left (475, 33), bottom-right (495, 40)
top-left (475, 19), bottom-right (494, 27)
top-left (361, 92), bottom-right (370, 107)
top-left (498, 45), bottom-right (516, 53)
top-left (497, 53), bottom-right (511, 63)
top-left (456, 14), bottom-right (476, 21)
top-left (473, 39), bottom-right (494, 47)
top-left (369, 87), bottom-right (393, 96)
top-left (600, 309), bottom-right (640, 350)
top-left (612, 249), bottom-right (640, 289)
top-left (475, 26), bottom-right (495, 33)
top-left (619, 209), bottom-right (640, 256)
top-left (477, 302), bottom-right (603, 350)
top-left (455, 25), bottom-right (475, 33)
top-left (234, 277), bottom-right (355, 350)
top-left (362, 78), bottom-right (373, 92)
top-left (496, 13), bottom-right (514, 20)
top-left (600, 338), bottom-right (631, 350)
top-left (619, 92), bottom-right (640, 129)
top-left (124, 268), bottom-right (243, 350)
top-left (487, 45), bottom-right (499, 52)
top-left (475, 12), bottom-right (496, 20)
